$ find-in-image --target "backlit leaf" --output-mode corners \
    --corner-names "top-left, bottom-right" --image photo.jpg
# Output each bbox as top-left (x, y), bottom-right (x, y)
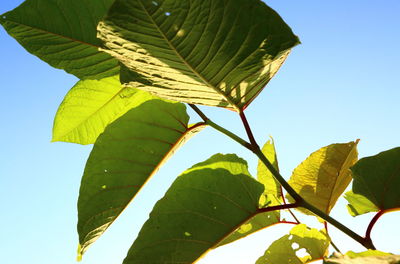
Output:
top-left (0, 0), bottom-right (119, 79)
top-left (257, 138), bottom-right (282, 207)
top-left (77, 98), bottom-right (205, 256)
top-left (345, 147), bottom-right (400, 216)
top-left (52, 76), bottom-right (154, 145)
top-left (98, 0), bottom-right (300, 110)
top-left (324, 250), bottom-right (400, 264)
top-left (256, 224), bottom-right (330, 264)
top-left (123, 154), bottom-right (264, 264)
top-left (287, 141), bottom-right (359, 215)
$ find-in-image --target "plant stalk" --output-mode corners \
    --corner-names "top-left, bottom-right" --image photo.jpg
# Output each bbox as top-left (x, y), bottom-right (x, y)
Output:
top-left (189, 104), bottom-right (375, 250)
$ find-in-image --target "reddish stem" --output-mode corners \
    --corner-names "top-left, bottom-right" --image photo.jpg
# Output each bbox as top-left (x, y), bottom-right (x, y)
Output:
top-left (239, 110), bottom-right (259, 150)
top-left (365, 210), bottom-right (385, 242)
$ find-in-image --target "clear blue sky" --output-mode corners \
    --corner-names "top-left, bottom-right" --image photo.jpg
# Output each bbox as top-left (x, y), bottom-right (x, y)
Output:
top-left (0, 1), bottom-right (399, 264)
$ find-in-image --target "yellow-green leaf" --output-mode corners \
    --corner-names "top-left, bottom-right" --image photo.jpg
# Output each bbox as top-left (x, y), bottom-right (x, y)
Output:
top-left (257, 137), bottom-right (282, 207)
top-left (53, 76), bottom-right (154, 145)
top-left (345, 147), bottom-right (400, 216)
top-left (287, 141), bottom-right (359, 215)
top-left (98, 0), bottom-right (299, 111)
top-left (324, 250), bottom-right (400, 264)
top-left (256, 224), bottom-right (330, 264)
top-left (77, 98), bottom-right (205, 256)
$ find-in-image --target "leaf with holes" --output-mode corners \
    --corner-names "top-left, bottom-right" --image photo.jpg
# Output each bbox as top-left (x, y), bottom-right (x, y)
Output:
top-left (256, 224), bottom-right (330, 264)
top-left (257, 137), bottom-right (282, 207)
top-left (123, 154), bottom-right (265, 264)
top-left (77, 98), bottom-right (205, 257)
top-left (52, 76), bottom-right (155, 145)
top-left (0, 0), bottom-right (119, 79)
top-left (345, 147), bottom-right (400, 217)
top-left (98, 0), bottom-right (299, 110)
top-left (287, 141), bottom-right (359, 215)
top-left (324, 250), bottom-right (400, 264)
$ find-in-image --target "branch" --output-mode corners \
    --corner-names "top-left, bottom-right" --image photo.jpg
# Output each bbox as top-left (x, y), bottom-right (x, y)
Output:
top-left (188, 103), bottom-right (375, 250)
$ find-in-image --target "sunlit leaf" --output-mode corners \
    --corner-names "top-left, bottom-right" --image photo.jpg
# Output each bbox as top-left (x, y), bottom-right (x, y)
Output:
top-left (52, 76), bottom-right (155, 145)
top-left (123, 154), bottom-right (264, 264)
top-left (324, 250), bottom-right (400, 264)
top-left (287, 141), bottom-right (359, 215)
top-left (216, 212), bottom-right (279, 247)
top-left (0, 0), bottom-right (119, 79)
top-left (256, 224), bottom-right (330, 264)
top-left (98, 0), bottom-right (299, 110)
top-left (257, 137), bottom-right (282, 207)
top-left (77, 98), bottom-right (205, 256)
top-left (345, 147), bottom-right (400, 216)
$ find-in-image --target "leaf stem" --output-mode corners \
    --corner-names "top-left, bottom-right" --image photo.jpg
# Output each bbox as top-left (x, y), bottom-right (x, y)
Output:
top-left (324, 221), bottom-right (342, 253)
top-left (365, 210), bottom-right (385, 245)
top-left (257, 203), bottom-right (299, 214)
top-left (239, 110), bottom-right (259, 149)
top-left (188, 104), bottom-right (375, 250)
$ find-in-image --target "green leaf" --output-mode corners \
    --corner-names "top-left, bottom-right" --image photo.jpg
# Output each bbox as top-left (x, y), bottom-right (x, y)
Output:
top-left (324, 250), bottom-right (400, 264)
top-left (52, 76), bottom-right (155, 145)
top-left (287, 141), bottom-right (359, 215)
top-left (98, 0), bottom-right (300, 110)
top-left (345, 147), bottom-right (400, 216)
top-left (216, 211), bottom-right (279, 247)
top-left (0, 0), bottom-right (119, 79)
top-left (77, 98), bottom-right (205, 256)
top-left (123, 154), bottom-right (264, 264)
top-left (257, 137), bottom-right (282, 207)
top-left (256, 224), bottom-right (330, 264)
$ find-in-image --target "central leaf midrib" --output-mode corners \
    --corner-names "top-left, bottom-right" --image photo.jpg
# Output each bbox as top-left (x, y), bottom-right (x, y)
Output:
top-left (137, 0), bottom-right (239, 111)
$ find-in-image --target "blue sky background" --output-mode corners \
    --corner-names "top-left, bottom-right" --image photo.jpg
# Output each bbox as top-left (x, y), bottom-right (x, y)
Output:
top-left (0, 1), bottom-right (399, 263)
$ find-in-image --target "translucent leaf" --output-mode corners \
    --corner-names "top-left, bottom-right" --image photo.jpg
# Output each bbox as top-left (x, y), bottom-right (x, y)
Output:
top-left (0, 0), bottom-right (119, 79)
top-left (287, 141), bottom-right (359, 215)
top-left (345, 147), bottom-right (400, 216)
top-left (256, 224), bottom-right (330, 264)
top-left (324, 250), bottom-right (400, 264)
top-left (52, 76), bottom-right (157, 144)
top-left (77, 98), bottom-right (205, 256)
top-left (257, 137), bottom-right (282, 207)
top-left (98, 0), bottom-right (300, 110)
top-left (123, 154), bottom-right (264, 264)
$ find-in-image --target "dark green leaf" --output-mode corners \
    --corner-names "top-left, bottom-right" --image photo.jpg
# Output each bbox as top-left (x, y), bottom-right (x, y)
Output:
top-left (77, 98), bottom-right (205, 256)
top-left (98, 0), bottom-right (299, 110)
top-left (345, 147), bottom-right (400, 216)
top-left (0, 0), bottom-right (119, 79)
top-left (256, 224), bottom-right (330, 264)
top-left (123, 154), bottom-right (264, 264)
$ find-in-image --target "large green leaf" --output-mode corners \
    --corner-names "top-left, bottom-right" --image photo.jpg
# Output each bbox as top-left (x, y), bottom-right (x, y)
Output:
top-left (287, 141), bottom-right (359, 215)
top-left (77, 98), bottom-right (205, 257)
top-left (256, 224), bottom-right (330, 264)
top-left (123, 154), bottom-right (265, 264)
top-left (324, 250), bottom-right (400, 264)
top-left (257, 138), bottom-right (282, 207)
top-left (52, 76), bottom-right (155, 145)
top-left (0, 0), bottom-right (119, 79)
top-left (345, 147), bottom-right (400, 216)
top-left (98, 0), bottom-right (300, 110)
